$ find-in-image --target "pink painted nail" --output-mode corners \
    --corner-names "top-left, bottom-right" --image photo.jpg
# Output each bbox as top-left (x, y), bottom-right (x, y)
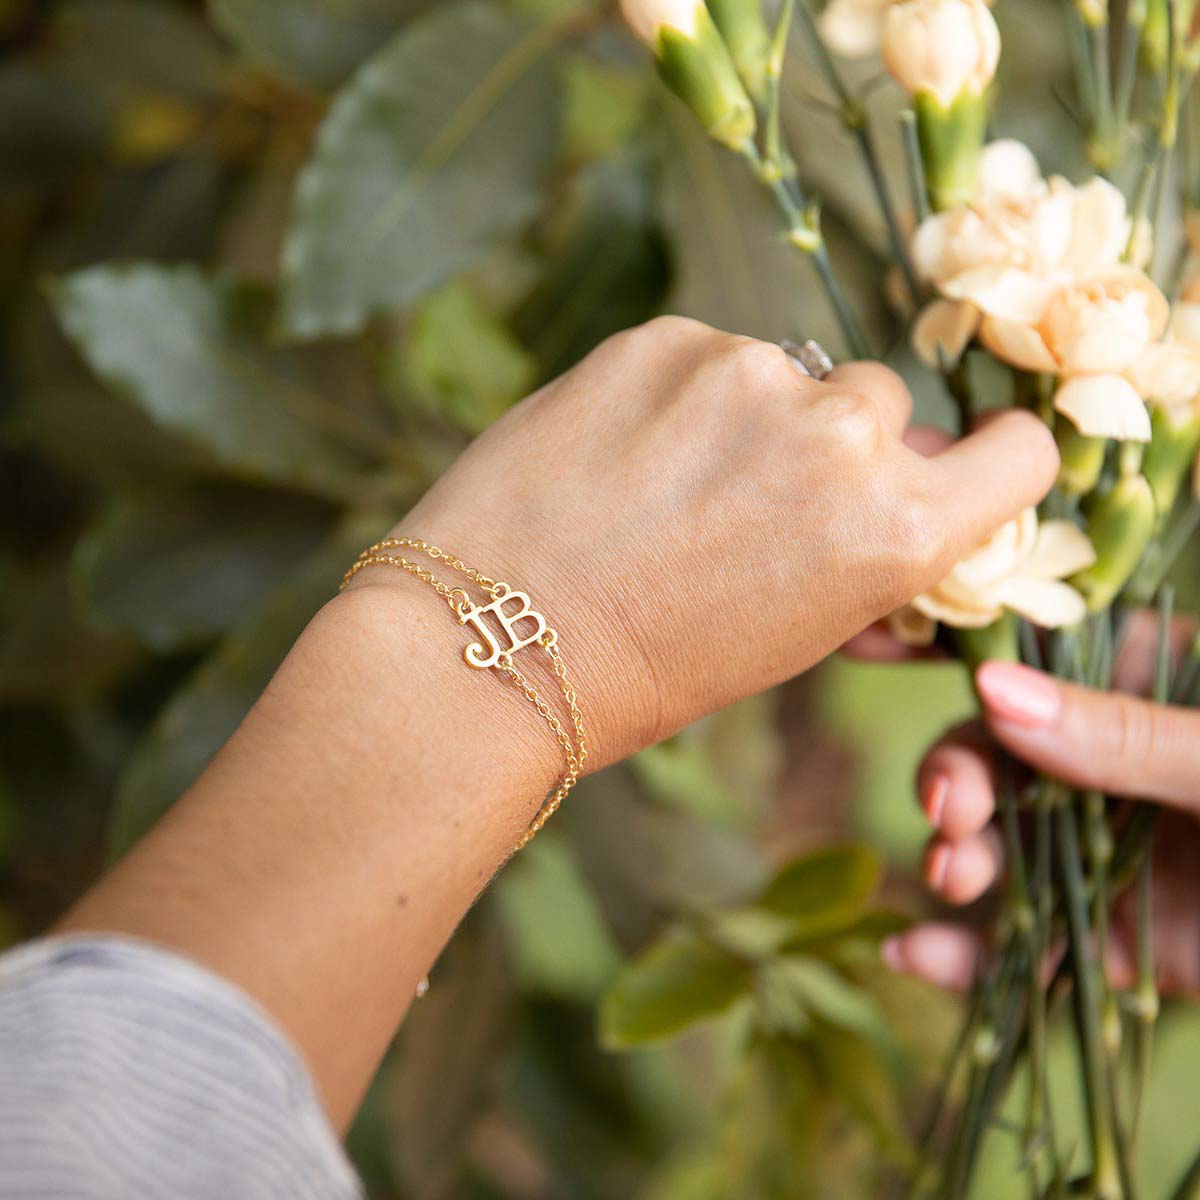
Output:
top-left (975, 661), bottom-right (1061, 729)
top-left (922, 774), bottom-right (950, 828)
top-left (927, 844), bottom-right (951, 891)
top-left (880, 935), bottom-right (904, 972)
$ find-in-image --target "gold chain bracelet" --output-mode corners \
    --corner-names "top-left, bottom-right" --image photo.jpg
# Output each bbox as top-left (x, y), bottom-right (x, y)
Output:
top-left (340, 537), bottom-right (589, 850)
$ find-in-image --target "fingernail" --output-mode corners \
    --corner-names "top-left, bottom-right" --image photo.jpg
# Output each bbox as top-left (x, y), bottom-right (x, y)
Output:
top-left (927, 844), bottom-right (951, 891)
top-left (880, 935), bottom-right (904, 972)
top-left (975, 661), bottom-right (1061, 729)
top-left (922, 773), bottom-right (950, 828)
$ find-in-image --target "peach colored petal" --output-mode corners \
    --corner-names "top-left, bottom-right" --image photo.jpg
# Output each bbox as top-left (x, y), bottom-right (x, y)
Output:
top-left (911, 213), bottom-right (954, 282)
top-left (989, 574), bottom-right (1087, 628)
top-left (911, 298), bottom-right (980, 367)
top-left (943, 266), bottom-right (1058, 323)
top-left (888, 605), bottom-right (938, 646)
top-left (1126, 341), bottom-right (1200, 407)
top-left (949, 514), bottom-right (1026, 589)
top-left (976, 139), bottom-right (1042, 201)
top-left (979, 316), bottom-right (1059, 372)
top-left (819, 0), bottom-right (890, 56)
top-left (1062, 177), bottom-right (1131, 272)
top-left (1170, 301), bottom-right (1200, 349)
top-left (1025, 520), bottom-right (1096, 579)
top-left (911, 587), bottom-right (1002, 628)
top-left (1053, 374), bottom-right (1151, 441)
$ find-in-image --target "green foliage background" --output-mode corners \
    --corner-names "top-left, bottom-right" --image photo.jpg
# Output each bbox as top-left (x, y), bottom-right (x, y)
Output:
top-left (5, 0), bottom-right (1200, 1195)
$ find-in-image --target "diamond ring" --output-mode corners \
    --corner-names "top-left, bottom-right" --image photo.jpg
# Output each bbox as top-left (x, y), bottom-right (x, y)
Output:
top-left (780, 339), bottom-right (833, 381)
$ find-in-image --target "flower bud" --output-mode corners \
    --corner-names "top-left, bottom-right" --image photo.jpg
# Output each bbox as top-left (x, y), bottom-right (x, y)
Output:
top-left (883, 0), bottom-right (999, 209)
top-left (1143, 402), bottom-right (1200, 520)
top-left (706, 0), bottom-right (772, 101)
top-left (882, 0), bottom-right (1000, 107)
top-left (1072, 474), bottom-right (1157, 611)
top-left (1055, 416), bottom-right (1107, 497)
top-left (620, 0), bottom-right (756, 148)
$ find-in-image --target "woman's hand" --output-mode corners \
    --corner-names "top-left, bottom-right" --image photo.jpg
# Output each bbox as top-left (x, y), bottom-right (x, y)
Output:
top-left (58, 315), bottom-right (1061, 1128)
top-left (354, 316), bottom-right (1059, 769)
top-left (873, 612), bottom-right (1200, 995)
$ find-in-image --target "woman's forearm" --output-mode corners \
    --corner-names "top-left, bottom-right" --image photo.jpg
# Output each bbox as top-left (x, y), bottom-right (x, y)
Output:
top-left (56, 581), bottom-right (559, 1129)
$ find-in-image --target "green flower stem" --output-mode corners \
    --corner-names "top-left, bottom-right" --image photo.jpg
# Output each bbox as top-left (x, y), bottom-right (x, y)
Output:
top-left (1055, 801), bottom-right (1124, 1200)
top-left (900, 110), bottom-right (932, 224)
top-left (1124, 160), bottom-right (1157, 260)
top-left (997, 764), bottom-right (1055, 1180)
top-left (742, 141), bottom-right (870, 358)
top-left (763, 0), bottom-right (795, 174)
top-left (1087, 15), bottom-right (1120, 170)
top-left (792, 0), bottom-right (921, 306)
top-left (1129, 498), bottom-right (1200, 604)
top-left (957, 612), bottom-right (1021, 674)
top-left (1130, 587), bottom-right (1173, 1155)
top-left (946, 966), bottom-right (1025, 1200)
top-left (1131, 853), bottom-right (1157, 1154)
top-left (1115, 6), bottom-right (1144, 126)
top-left (903, 993), bottom-right (984, 1199)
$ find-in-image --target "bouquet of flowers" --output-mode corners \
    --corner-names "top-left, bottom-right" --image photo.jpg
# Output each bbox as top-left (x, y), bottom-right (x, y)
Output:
top-left (617, 0), bottom-right (1200, 1195)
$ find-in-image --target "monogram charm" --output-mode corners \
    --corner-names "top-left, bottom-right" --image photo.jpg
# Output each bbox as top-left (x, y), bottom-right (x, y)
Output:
top-left (457, 583), bottom-right (550, 669)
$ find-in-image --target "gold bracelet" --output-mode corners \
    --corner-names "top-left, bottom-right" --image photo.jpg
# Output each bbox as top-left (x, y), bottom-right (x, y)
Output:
top-left (340, 537), bottom-right (589, 850)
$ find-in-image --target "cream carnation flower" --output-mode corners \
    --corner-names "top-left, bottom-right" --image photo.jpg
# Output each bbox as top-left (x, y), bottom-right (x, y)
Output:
top-left (892, 509), bottom-right (1095, 644)
top-left (912, 174), bottom-right (1131, 323)
top-left (979, 267), bottom-right (1167, 440)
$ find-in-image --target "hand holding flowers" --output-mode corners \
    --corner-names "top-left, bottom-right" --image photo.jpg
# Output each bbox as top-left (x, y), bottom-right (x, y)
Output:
top-left (619, 0), bottom-right (1200, 1193)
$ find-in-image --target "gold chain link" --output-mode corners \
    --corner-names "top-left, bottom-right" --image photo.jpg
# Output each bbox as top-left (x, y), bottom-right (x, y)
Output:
top-left (340, 537), bottom-right (589, 850)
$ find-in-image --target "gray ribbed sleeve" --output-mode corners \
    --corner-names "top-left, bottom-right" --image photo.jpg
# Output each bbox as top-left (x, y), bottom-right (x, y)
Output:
top-left (0, 936), bottom-right (362, 1199)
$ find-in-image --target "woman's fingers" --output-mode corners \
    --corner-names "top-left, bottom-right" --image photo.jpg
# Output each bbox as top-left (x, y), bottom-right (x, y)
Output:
top-left (915, 410), bottom-right (1059, 566)
top-left (825, 361), bottom-right (913, 436)
top-left (925, 827), bottom-right (1004, 905)
top-left (975, 661), bottom-right (1200, 812)
top-left (916, 723), bottom-right (997, 841)
top-left (881, 923), bottom-right (981, 992)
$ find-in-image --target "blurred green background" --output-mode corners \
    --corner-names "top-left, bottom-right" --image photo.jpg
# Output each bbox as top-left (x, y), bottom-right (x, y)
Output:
top-left (6, 0), bottom-right (1200, 1195)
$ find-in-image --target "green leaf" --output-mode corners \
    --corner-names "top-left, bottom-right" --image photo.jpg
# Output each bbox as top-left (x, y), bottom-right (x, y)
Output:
top-left (494, 831), bottom-right (621, 1001)
top-left (600, 929), bottom-right (751, 1048)
top-left (757, 845), bottom-right (881, 938)
top-left (209, 0), bottom-right (433, 92)
top-left (765, 956), bottom-right (885, 1040)
top-left (50, 264), bottom-right (381, 498)
top-left (515, 152), bottom-right (669, 378)
top-left (280, 0), bottom-right (563, 338)
top-left (810, 1023), bottom-right (911, 1164)
top-left (393, 279), bottom-right (536, 434)
top-left (109, 514), bottom-right (384, 854)
top-left (73, 486), bottom-right (335, 652)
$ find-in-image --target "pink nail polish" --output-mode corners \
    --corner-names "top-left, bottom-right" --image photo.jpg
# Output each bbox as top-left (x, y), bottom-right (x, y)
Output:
top-left (880, 936), bottom-right (904, 972)
top-left (975, 661), bottom-right (1061, 729)
top-left (923, 774), bottom-right (950, 828)
top-left (927, 844), bottom-right (951, 891)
